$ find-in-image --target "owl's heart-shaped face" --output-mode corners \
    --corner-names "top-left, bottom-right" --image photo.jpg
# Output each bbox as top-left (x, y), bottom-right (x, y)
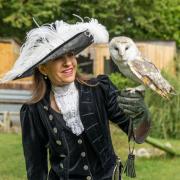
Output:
top-left (109, 36), bottom-right (140, 63)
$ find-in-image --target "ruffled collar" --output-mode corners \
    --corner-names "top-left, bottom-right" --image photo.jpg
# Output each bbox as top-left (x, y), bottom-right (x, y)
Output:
top-left (51, 82), bottom-right (76, 97)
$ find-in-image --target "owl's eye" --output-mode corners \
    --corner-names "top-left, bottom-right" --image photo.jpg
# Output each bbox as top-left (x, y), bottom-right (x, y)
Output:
top-left (114, 47), bottom-right (119, 51)
top-left (125, 46), bottom-right (129, 50)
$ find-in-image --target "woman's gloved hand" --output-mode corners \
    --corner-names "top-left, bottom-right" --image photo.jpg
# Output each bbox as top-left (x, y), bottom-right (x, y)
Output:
top-left (116, 89), bottom-right (151, 144)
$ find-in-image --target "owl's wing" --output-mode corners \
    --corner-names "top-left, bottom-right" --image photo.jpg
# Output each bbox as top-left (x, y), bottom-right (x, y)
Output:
top-left (127, 58), bottom-right (174, 98)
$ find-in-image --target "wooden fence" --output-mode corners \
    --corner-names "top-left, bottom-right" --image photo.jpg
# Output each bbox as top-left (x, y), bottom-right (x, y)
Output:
top-left (0, 111), bottom-right (19, 132)
top-left (136, 41), bottom-right (176, 75)
top-left (0, 39), bottom-right (32, 90)
top-left (0, 39), bottom-right (19, 78)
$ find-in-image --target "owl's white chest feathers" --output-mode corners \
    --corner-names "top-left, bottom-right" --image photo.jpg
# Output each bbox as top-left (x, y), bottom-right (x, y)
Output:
top-left (116, 61), bottom-right (141, 83)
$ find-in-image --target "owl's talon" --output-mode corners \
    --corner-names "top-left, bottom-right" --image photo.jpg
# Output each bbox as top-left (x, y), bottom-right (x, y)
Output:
top-left (125, 88), bottom-right (136, 94)
top-left (125, 85), bottom-right (146, 95)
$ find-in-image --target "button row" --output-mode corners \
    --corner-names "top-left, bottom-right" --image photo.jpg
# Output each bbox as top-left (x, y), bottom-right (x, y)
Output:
top-left (46, 112), bottom-right (91, 177)
top-left (77, 139), bottom-right (89, 175)
top-left (44, 108), bottom-right (64, 172)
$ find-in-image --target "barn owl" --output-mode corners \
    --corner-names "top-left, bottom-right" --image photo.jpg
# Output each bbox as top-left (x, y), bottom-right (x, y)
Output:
top-left (109, 36), bottom-right (174, 98)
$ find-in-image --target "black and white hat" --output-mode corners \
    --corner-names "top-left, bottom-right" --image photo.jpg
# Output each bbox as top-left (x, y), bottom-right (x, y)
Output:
top-left (0, 17), bottom-right (109, 83)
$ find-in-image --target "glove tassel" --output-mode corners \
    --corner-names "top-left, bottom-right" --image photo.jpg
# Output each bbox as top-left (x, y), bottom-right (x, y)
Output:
top-left (123, 118), bottom-right (136, 178)
top-left (123, 152), bottom-right (136, 178)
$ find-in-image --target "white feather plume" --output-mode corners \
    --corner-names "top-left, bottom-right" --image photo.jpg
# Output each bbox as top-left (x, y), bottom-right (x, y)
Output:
top-left (0, 18), bottom-right (109, 83)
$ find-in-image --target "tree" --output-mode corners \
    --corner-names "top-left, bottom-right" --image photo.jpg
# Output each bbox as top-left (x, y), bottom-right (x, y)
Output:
top-left (0, 0), bottom-right (179, 46)
top-left (0, 0), bottom-right (61, 41)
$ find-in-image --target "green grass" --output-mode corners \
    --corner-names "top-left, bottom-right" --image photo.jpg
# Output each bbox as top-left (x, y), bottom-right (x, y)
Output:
top-left (0, 125), bottom-right (180, 180)
top-left (110, 123), bottom-right (180, 180)
top-left (0, 133), bottom-right (26, 180)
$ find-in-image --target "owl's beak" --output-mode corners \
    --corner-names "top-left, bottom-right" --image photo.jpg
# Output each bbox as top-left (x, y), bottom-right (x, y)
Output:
top-left (115, 47), bottom-right (124, 57)
top-left (119, 50), bottom-right (125, 57)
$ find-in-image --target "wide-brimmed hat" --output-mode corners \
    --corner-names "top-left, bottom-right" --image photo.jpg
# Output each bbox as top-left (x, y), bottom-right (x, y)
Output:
top-left (0, 17), bottom-right (109, 83)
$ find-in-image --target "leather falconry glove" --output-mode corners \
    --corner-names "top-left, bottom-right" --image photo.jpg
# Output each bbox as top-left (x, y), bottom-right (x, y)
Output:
top-left (115, 89), bottom-right (151, 178)
top-left (116, 89), bottom-right (151, 144)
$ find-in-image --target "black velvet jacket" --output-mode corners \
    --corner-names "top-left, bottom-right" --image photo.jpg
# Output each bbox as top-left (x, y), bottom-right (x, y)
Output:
top-left (20, 75), bottom-right (131, 180)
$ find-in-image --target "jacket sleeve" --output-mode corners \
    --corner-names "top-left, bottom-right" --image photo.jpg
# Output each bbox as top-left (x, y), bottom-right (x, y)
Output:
top-left (97, 75), bottom-right (130, 135)
top-left (20, 104), bottom-right (48, 180)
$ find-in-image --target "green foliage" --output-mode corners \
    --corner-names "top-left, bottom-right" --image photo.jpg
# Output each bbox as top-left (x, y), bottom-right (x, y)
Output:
top-left (109, 70), bottom-right (180, 139)
top-left (0, 0), bottom-right (179, 46)
top-left (109, 72), bottom-right (137, 89)
top-left (0, 0), bottom-right (61, 40)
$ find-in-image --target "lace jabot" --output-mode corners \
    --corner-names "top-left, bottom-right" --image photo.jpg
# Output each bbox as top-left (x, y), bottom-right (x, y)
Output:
top-left (51, 82), bottom-right (84, 136)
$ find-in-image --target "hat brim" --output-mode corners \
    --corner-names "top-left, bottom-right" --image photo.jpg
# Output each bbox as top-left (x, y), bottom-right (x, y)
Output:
top-left (14, 30), bottom-right (93, 80)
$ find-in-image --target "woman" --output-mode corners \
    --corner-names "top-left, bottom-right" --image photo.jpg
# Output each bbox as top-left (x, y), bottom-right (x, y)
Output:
top-left (0, 18), bottom-right (151, 180)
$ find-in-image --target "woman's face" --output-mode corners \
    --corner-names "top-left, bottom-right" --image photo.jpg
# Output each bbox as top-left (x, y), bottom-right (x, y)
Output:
top-left (38, 52), bottom-right (77, 86)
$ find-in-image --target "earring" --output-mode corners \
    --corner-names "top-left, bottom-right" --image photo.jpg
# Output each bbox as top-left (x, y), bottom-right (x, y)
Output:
top-left (44, 74), bottom-right (48, 79)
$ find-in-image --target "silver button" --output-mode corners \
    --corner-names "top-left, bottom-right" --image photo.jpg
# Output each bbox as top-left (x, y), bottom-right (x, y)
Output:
top-left (43, 106), bottom-right (48, 110)
top-left (56, 140), bottom-right (62, 145)
top-left (83, 165), bottom-right (88, 170)
top-left (49, 114), bottom-right (53, 121)
top-left (53, 127), bottom-right (57, 133)
top-left (86, 176), bottom-right (91, 180)
top-left (77, 139), bottom-right (82, 144)
top-left (59, 163), bottom-right (64, 169)
top-left (59, 154), bottom-right (66, 158)
top-left (81, 152), bottom-right (86, 157)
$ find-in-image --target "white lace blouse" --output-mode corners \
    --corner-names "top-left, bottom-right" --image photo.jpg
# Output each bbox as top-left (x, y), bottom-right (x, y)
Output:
top-left (51, 82), bottom-right (84, 136)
